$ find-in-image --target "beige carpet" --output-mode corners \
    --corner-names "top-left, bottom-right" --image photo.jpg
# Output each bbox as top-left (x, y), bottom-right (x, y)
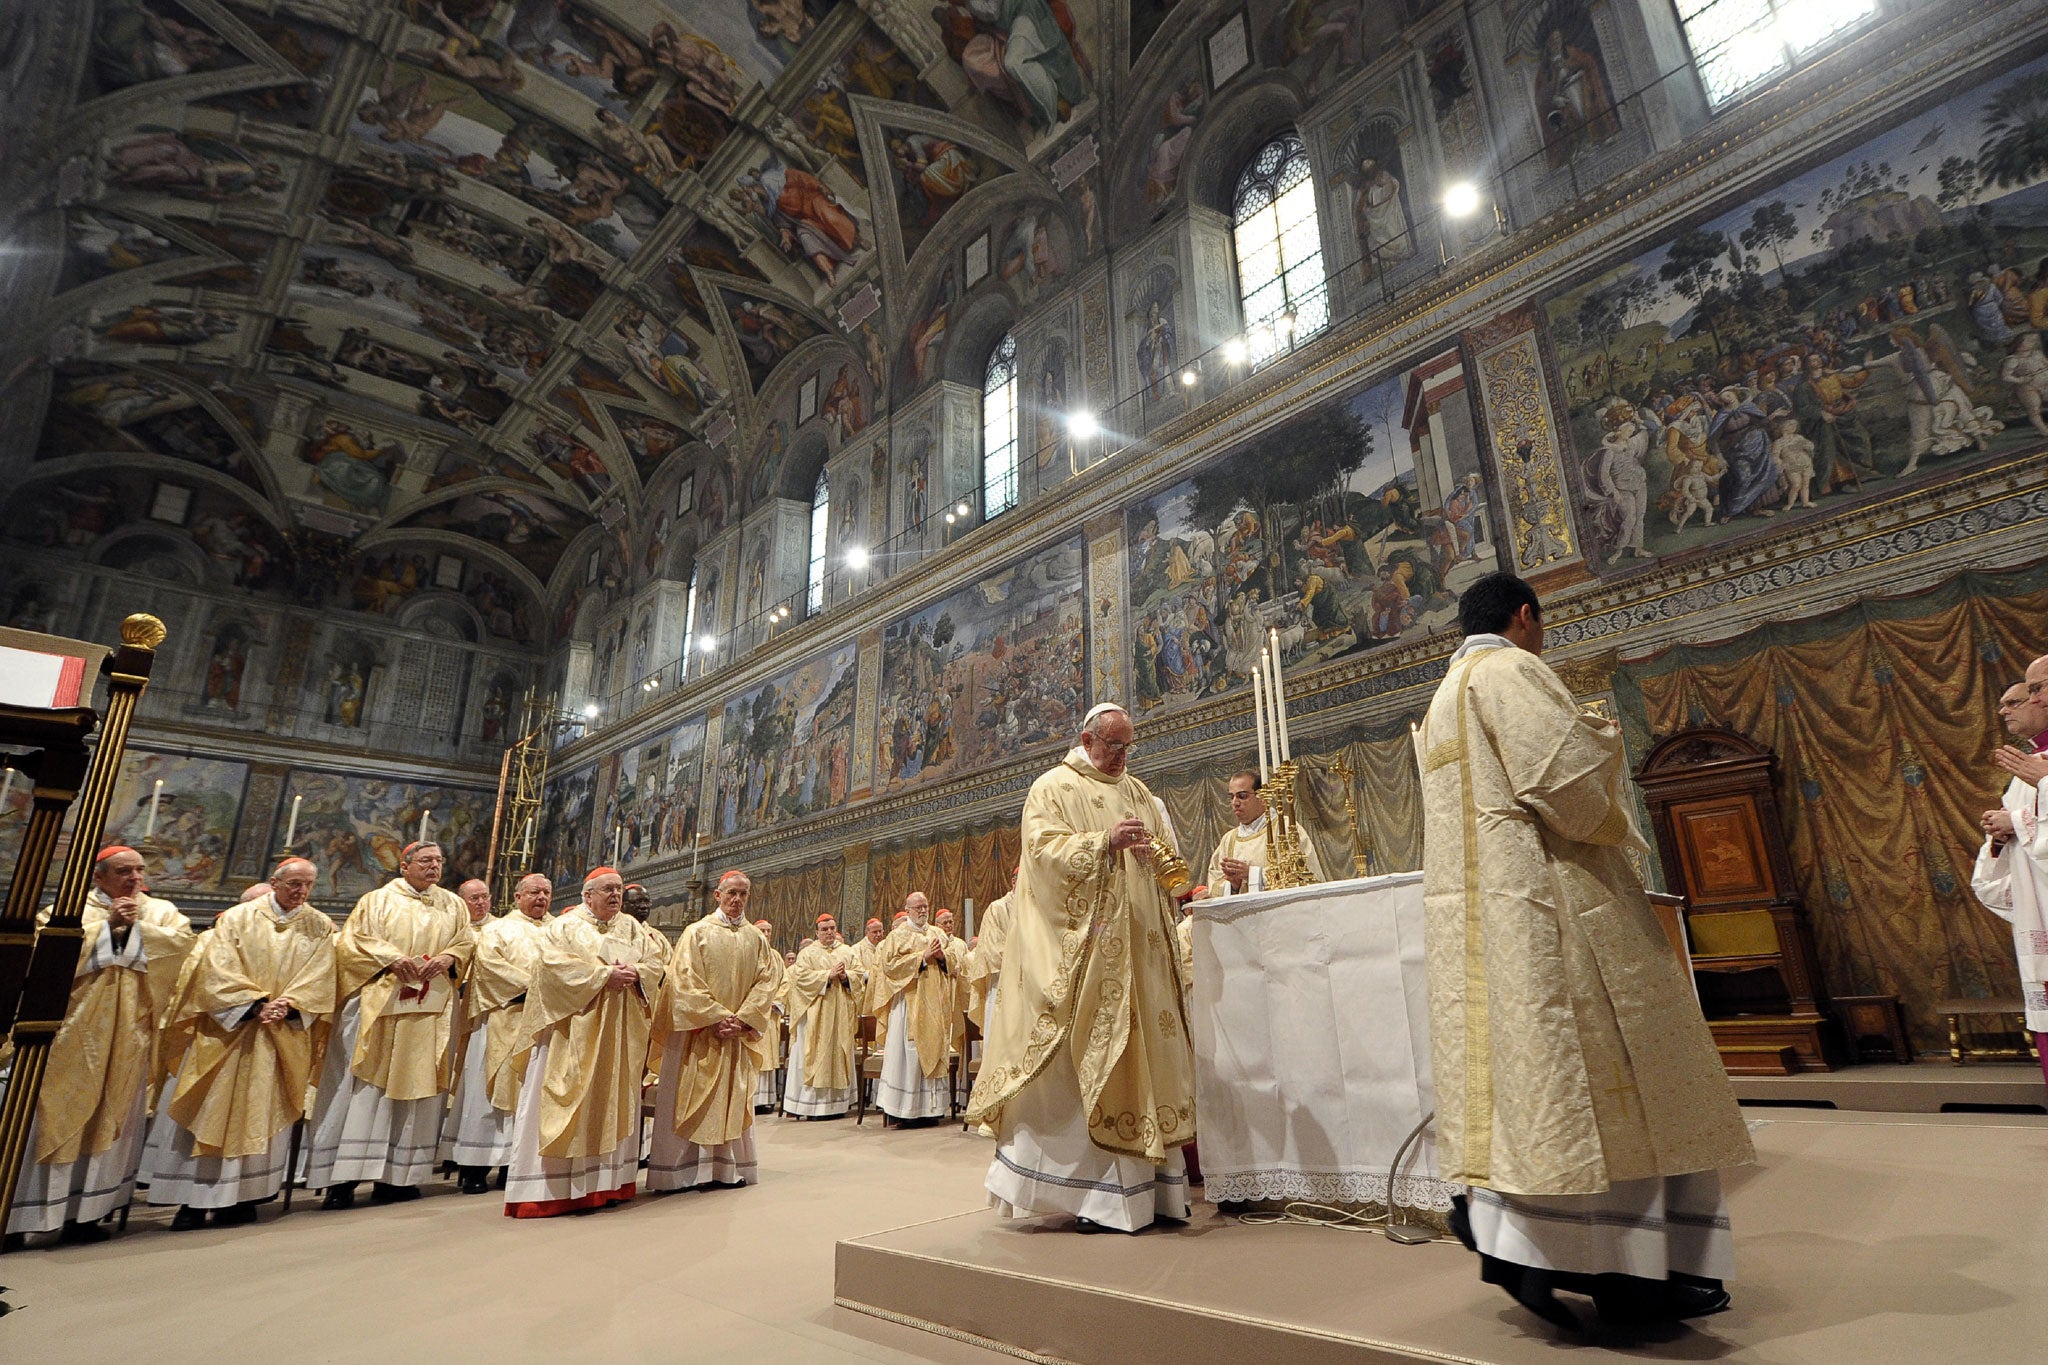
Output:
top-left (0, 1116), bottom-right (1011, 1363)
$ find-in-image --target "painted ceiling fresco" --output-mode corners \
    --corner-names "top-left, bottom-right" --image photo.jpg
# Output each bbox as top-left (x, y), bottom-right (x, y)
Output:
top-left (1, 0), bottom-right (1131, 640)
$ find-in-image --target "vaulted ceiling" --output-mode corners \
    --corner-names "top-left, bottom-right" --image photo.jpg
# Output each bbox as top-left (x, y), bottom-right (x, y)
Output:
top-left (5, 0), bottom-right (1127, 647)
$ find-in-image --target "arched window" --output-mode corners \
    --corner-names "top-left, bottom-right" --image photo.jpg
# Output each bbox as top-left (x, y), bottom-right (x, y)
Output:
top-left (681, 567), bottom-right (699, 674)
top-left (982, 332), bottom-right (1019, 518)
top-left (1232, 132), bottom-right (1328, 366)
top-left (806, 468), bottom-right (830, 614)
top-left (1676, 0), bottom-right (1878, 109)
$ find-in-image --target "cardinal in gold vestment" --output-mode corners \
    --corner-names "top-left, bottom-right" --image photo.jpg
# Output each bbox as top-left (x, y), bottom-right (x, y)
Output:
top-left (873, 893), bottom-right (958, 1122)
top-left (752, 919), bottom-right (787, 1112)
top-left (647, 871), bottom-right (779, 1189)
top-left (504, 868), bottom-right (668, 1217)
top-left (142, 859), bottom-right (335, 1226)
top-left (783, 914), bottom-right (865, 1117)
top-left (7, 847), bottom-right (195, 1241)
top-left (964, 881), bottom-right (1013, 1029)
top-left (306, 841), bottom-right (476, 1206)
top-left (969, 705), bottom-right (1195, 1232)
top-left (1422, 575), bottom-right (1751, 1330)
top-left (446, 873), bottom-right (552, 1191)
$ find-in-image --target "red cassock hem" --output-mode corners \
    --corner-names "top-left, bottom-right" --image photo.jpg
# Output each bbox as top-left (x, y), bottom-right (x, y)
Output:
top-left (504, 1182), bottom-right (637, 1219)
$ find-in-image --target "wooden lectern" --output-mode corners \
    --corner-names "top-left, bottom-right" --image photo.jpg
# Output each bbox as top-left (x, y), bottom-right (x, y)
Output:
top-left (1635, 726), bottom-right (1845, 1075)
top-left (0, 615), bottom-right (165, 1241)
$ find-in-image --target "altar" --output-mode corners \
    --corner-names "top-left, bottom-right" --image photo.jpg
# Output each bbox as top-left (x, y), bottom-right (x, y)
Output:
top-left (1189, 870), bottom-right (1454, 1212)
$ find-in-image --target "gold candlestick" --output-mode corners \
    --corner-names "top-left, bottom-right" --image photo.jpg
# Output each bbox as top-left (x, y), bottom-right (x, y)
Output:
top-left (1332, 756), bottom-right (1371, 878)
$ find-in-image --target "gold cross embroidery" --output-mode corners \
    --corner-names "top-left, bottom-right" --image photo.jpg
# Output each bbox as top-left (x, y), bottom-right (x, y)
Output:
top-left (1599, 1059), bottom-right (1639, 1121)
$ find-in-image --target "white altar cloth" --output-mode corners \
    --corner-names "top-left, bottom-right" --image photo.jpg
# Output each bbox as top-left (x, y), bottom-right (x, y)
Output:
top-left (1191, 870), bottom-right (1452, 1210)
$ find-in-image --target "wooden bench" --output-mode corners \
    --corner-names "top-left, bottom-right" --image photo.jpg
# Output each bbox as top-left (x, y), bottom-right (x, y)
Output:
top-left (1933, 997), bottom-right (2036, 1065)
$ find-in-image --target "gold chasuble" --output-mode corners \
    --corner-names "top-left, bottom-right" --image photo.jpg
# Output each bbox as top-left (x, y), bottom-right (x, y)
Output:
top-left (787, 941), bottom-right (864, 1090)
top-left (161, 898), bottom-right (336, 1160)
top-left (964, 895), bottom-right (1010, 1027)
top-left (758, 948), bottom-right (788, 1071)
top-left (967, 755), bottom-right (1195, 1163)
top-left (1418, 643), bottom-right (1752, 1196)
top-left (525, 908), bottom-right (667, 1159)
top-left (36, 891), bottom-right (196, 1164)
top-left (876, 920), bottom-right (959, 1080)
top-left (470, 911), bottom-right (551, 1113)
top-left (648, 916), bottom-right (779, 1146)
top-left (335, 880), bottom-right (477, 1101)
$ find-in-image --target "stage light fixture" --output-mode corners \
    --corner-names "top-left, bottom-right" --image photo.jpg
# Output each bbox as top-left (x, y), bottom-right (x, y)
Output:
top-left (1442, 181), bottom-right (1483, 219)
top-left (1067, 409), bottom-right (1100, 439)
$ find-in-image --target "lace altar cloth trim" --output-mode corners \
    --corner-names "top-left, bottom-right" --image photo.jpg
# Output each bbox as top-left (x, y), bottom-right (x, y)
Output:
top-left (1204, 1170), bottom-right (1459, 1211)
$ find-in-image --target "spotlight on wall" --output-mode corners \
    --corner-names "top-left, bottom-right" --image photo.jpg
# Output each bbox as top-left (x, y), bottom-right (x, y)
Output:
top-left (846, 545), bottom-right (870, 569)
top-left (1442, 180), bottom-right (1483, 219)
top-left (955, 501), bottom-right (972, 517)
top-left (1067, 409), bottom-right (1100, 439)
top-left (700, 636), bottom-right (719, 653)
top-left (1222, 337), bottom-right (1248, 365)
top-left (1180, 368), bottom-right (1198, 387)
top-left (1277, 313), bottom-right (1296, 336)
top-left (944, 511), bottom-right (957, 525)
top-left (582, 703), bottom-right (600, 719)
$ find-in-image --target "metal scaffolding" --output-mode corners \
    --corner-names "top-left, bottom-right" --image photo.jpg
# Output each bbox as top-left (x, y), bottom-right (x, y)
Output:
top-left (486, 688), bottom-right (557, 915)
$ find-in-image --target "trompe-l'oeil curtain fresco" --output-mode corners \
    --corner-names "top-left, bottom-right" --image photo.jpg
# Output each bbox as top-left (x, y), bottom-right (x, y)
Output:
top-left (1618, 563), bottom-right (2048, 1051)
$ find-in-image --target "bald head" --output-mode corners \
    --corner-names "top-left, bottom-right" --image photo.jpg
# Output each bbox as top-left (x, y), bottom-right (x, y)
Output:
top-left (514, 872), bottom-right (551, 920)
top-left (238, 882), bottom-right (272, 903)
top-left (458, 878), bottom-right (491, 924)
top-left (271, 858), bottom-right (318, 912)
top-left (2028, 654), bottom-right (2048, 700)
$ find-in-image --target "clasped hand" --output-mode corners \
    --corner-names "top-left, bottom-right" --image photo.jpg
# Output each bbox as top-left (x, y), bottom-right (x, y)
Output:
top-left (106, 896), bottom-right (141, 928)
top-left (389, 953), bottom-right (450, 985)
top-left (606, 962), bottom-right (639, 990)
top-left (711, 1015), bottom-right (751, 1040)
top-left (257, 997), bottom-right (292, 1025)
top-left (1110, 817), bottom-right (1154, 862)
top-left (1220, 856), bottom-right (1250, 891)
top-left (1993, 745), bottom-right (2048, 786)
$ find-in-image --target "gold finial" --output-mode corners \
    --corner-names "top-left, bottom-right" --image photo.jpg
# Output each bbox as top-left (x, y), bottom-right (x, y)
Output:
top-left (120, 614), bottom-right (168, 650)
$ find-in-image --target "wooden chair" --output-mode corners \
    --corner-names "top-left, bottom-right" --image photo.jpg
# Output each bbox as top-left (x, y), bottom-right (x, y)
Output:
top-left (853, 1015), bottom-right (880, 1125)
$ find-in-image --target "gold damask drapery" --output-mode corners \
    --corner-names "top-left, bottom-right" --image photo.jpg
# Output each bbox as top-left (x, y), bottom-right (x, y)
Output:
top-left (1618, 564), bottom-right (2048, 1050)
top-left (1145, 730), bottom-right (1426, 886)
top-left (744, 858), bottom-right (842, 952)
top-left (869, 825), bottom-right (1023, 933)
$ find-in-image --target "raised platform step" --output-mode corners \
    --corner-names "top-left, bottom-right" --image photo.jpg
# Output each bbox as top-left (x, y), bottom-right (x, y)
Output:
top-left (1733, 1056), bottom-right (2046, 1112)
top-left (835, 1111), bottom-right (2048, 1363)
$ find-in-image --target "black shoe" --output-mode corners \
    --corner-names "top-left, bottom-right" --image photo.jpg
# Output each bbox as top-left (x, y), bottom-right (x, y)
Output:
top-left (491, 1167), bottom-right (507, 1191)
top-left (169, 1207), bottom-right (207, 1231)
top-left (213, 1202), bottom-right (259, 1228)
top-left (370, 1182), bottom-right (420, 1204)
top-left (320, 1183), bottom-right (357, 1210)
top-left (457, 1167), bottom-right (491, 1195)
top-left (2, 1232), bottom-right (25, 1253)
top-left (58, 1220), bottom-right (111, 1245)
top-left (1594, 1274), bottom-right (1731, 1324)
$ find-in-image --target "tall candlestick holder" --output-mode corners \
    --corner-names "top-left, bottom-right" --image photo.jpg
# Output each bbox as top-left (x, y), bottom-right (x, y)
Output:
top-left (1332, 755), bottom-right (1373, 878)
top-left (1260, 759), bottom-right (1315, 890)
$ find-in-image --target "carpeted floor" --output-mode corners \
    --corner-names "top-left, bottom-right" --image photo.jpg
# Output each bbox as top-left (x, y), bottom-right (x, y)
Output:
top-left (0, 1115), bottom-right (1010, 1363)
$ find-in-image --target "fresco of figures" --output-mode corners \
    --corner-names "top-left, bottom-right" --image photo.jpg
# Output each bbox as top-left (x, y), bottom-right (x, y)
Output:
top-left (877, 538), bottom-right (1086, 794)
top-left (1125, 348), bottom-right (1497, 712)
top-left (102, 752), bottom-right (248, 894)
top-left (539, 762), bottom-right (601, 887)
top-left (714, 643), bottom-right (857, 837)
top-left (274, 770), bottom-right (495, 900)
top-left (599, 713), bottom-right (708, 868)
top-left (1547, 54), bottom-right (2048, 568)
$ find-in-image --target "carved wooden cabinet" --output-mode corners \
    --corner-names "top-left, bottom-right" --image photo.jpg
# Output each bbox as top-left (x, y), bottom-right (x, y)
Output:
top-left (1635, 727), bottom-right (1845, 1074)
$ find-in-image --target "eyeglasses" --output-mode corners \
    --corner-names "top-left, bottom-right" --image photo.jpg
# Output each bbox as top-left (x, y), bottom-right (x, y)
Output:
top-left (1093, 738), bottom-right (1137, 755)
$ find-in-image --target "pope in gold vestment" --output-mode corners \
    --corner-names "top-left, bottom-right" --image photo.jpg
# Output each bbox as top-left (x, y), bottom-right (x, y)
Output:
top-left (970, 708), bottom-right (1195, 1232)
top-left (647, 885), bottom-right (779, 1190)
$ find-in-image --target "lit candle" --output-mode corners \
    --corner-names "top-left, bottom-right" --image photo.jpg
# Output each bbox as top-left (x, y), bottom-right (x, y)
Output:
top-left (419, 809), bottom-right (431, 845)
top-left (1252, 659), bottom-right (1271, 784)
top-left (145, 778), bottom-right (163, 839)
top-left (285, 793), bottom-right (302, 847)
top-left (692, 832), bottom-right (703, 883)
top-left (1, 766), bottom-right (15, 812)
top-left (612, 823), bottom-right (623, 864)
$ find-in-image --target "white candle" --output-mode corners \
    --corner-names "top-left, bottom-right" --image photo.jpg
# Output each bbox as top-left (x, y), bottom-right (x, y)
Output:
top-left (612, 824), bottom-right (623, 864)
top-left (419, 809), bottom-right (431, 845)
top-left (1, 766), bottom-right (15, 811)
top-left (964, 897), bottom-right (975, 941)
top-left (692, 833), bottom-right (703, 882)
top-left (1252, 659), bottom-right (1271, 784)
top-left (1268, 628), bottom-right (1291, 762)
top-left (145, 778), bottom-right (163, 839)
top-left (522, 814), bottom-right (536, 857)
top-left (285, 793), bottom-right (302, 847)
